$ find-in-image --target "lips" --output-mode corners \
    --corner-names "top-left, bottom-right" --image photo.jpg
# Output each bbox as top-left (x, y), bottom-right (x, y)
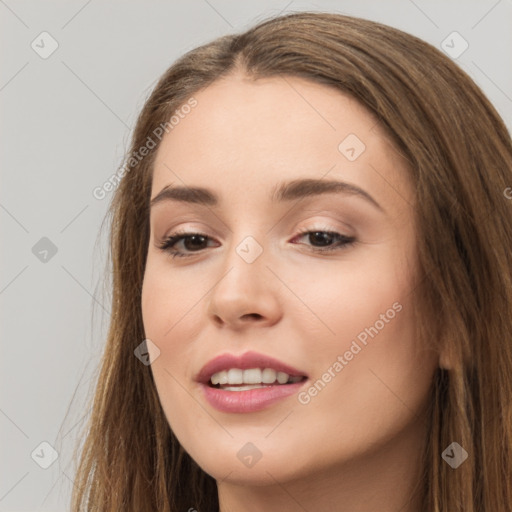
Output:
top-left (196, 350), bottom-right (309, 413)
top-left (195, 350), bottom-right (308, 384)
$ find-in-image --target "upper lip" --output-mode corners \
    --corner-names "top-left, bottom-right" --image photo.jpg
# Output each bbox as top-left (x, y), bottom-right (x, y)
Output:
top-left (195, 350), bottom-right (309, 384)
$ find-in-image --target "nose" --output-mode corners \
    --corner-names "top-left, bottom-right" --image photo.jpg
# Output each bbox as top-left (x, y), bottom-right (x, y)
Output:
top-left (206, 240), bottom-right (283, 330)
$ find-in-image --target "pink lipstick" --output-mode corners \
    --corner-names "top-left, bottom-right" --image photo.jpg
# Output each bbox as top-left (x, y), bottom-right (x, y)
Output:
top-left (195, 351), bottom-right (308, 413)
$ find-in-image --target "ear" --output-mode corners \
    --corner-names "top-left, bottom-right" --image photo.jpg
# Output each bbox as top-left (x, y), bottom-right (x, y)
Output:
top-left (438, 346), bottom-right (453, 370)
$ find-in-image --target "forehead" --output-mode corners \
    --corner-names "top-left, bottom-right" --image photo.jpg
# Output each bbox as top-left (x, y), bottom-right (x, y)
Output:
top-left (151, 74), bottom-right (412, 209)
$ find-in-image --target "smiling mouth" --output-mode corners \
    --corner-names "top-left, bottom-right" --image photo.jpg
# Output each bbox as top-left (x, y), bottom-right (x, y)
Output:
top-left (208, 367), bottom-right (308, 391)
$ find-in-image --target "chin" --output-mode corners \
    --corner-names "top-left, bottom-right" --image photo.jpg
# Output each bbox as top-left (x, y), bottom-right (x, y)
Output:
top-left (201, 458), bottom-right (310, 487)
top-left (183, 436), bottom-right (317, 487)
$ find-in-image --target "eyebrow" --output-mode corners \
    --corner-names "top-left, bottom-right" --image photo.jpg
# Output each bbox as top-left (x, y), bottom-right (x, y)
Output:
top-left (150, 178), bottom-right (384, 212)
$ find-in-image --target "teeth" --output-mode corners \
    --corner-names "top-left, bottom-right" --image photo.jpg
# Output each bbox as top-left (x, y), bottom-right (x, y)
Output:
top-left (277, 371), bottom-right (289, 384)
top-left (244, 368), bottom-right (262, 384)
top-left (227, 368), bottom-right (243, 384)
top-left (262, 368), bottom-right (277, 383)
top-left (210, 367), bottom-right (304, 386)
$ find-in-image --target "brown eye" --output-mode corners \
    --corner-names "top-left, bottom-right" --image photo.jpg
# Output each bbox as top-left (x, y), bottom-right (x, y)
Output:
top-left (292, 228), bottom-right (356, 253)
top-left (158, 232), bottom-right (216, 258)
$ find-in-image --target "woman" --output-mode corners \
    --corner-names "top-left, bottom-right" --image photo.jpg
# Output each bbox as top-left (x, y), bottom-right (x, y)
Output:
top-left (71, 11), bottom-right (512, 511)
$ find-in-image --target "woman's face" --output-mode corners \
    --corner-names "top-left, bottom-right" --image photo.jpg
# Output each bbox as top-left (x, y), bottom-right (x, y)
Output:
top-left (141, 74), bottom-right (439, 486)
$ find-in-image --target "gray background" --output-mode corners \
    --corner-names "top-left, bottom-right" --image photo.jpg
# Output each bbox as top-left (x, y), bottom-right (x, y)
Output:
top-left (1, 1), bottom-right (511, 510)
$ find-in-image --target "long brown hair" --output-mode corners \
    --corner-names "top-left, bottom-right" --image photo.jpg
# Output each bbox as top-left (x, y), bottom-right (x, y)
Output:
top-left (70, 11), bottom-right (512, 511)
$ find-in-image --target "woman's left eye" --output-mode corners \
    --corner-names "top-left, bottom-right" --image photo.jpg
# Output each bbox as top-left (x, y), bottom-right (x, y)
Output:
top-left (157, 228), bottom-right (356, 259)
top-left (292, 228), bottom-right (356, 253)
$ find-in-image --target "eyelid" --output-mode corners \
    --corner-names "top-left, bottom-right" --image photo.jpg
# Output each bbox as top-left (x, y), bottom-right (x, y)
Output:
top-left (158, 220), bottom-right (351, 243)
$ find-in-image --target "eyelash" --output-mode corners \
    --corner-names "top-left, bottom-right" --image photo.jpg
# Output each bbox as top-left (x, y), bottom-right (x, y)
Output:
top-left (157, 226), bottom-right (356, 259)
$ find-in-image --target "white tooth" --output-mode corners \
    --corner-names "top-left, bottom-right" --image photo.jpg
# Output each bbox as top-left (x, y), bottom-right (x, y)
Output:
top-left (262, 368), bottom-right (277, 384)
top-left (277, 371), bottom-right (289, 384)
top-left (211, 367), bottom-right (300, 387)
top-left (227, 368), bottom-right (243, 384)
top-left (243, 368), bottom-right (262, 384)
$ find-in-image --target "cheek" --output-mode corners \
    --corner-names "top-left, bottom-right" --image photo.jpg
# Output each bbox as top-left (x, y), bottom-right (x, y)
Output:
top-left (291, 242), bottom-right (435, 417)
top-left (141, 255), bottom-right (210, 406)
top-left (281, 247), bottom-right (409, 352)
top-left (294, 302), bottom-right (435, 472)
top-left (141, 253), bottom-right (202, 339)
top-left (299, 273), bottom-right (435, 436)
top-left (141, 268), bottom-right (198, 436)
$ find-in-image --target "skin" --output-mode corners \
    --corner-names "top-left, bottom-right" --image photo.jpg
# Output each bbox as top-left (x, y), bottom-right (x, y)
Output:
top-left (141, 73), bottom-right (441, 512)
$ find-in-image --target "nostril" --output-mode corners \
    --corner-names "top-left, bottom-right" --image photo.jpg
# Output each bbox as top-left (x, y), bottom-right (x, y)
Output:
top-left (242, 313), bottom-right (262, 320)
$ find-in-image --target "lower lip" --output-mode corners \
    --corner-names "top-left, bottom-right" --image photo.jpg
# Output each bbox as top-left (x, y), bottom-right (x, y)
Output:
top-left (200, 380), bottom-right (307, 413)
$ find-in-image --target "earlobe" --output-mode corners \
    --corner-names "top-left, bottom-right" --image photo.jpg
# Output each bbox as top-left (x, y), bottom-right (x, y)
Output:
top-left (438, 348), bottom-right (453, 370)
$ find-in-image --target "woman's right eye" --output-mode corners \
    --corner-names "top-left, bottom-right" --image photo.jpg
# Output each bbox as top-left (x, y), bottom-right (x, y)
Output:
top-left (158, 232), bottom-right (214, 259)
